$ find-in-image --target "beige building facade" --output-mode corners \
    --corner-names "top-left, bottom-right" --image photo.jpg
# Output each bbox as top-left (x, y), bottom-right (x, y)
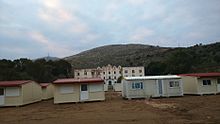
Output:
top-left (180, 73), bottom-right (220, 95)
top-left (74, 65), bottom-right (145, 86)
top-left (0, 80), bottom-right (42, 107)
top-left (53, 78), bottom-right (105, 104)
top-left (122, 66), bottom-right (145, 77)
top-left (40, 83), bottom-right (54, 100)
top-left (122, 75), bottom-right (183, 99)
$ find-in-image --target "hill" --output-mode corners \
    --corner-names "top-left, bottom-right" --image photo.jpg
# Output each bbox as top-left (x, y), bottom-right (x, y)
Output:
top-left (65, 44), bottom-right (170, 68)
top-left (64, 42), bottom-right (220, 74)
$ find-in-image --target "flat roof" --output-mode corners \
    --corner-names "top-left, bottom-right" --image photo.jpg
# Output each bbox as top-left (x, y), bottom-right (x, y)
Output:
top-left (53, 78), bottom-right (104, 84)
top-left (179, 72), bottom-right (220, 77)
top-left (124, 75), bottom-right (181, 80)
top-left (0, 80), bottom-right (32, 87)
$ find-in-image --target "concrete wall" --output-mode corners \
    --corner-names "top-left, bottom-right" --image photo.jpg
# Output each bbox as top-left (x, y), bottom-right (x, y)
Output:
top-left (42, 84), bottom-right (54, 100)
top-left (182, 76), bottom-right (219, 95)
top-left (3, 87), bottom-right (23, 106)
top-left (22, 81), bottom-right (42, 105)
top-left (54, 83), bottom-right (105, 104)
top-left (181, 76), bottom-right (198, 94)
top-left (2, 81), bottom-right (42, 106)
top-left (162, 79), bottom-right (183, 97)
top-left (122, 67), bottom-right (145, 77)
top-left (113, 83), bottom-right (122, 92)
top-left (197, 78), bottom-right (218, 95)
top-left (122, 78), bottom-right (183, 99)
top-left (54, 84), bottom-right (80, 104)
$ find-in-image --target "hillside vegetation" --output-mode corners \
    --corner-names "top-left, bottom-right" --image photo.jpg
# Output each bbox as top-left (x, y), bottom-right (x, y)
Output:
top-left (65, 42), bottom-right (220, 74)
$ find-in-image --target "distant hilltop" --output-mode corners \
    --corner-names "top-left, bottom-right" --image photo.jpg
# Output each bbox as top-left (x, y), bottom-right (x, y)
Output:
top-left (35, 56), bottom-right (60, 62)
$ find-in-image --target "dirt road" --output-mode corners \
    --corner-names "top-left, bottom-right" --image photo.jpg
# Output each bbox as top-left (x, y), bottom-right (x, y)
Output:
top-left (0, 92), bottom-right (220, 124)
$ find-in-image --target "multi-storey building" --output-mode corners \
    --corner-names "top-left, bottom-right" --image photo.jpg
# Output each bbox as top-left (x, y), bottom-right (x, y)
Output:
top-left (99, 65), bottom-right (122, 85)
top-left (74, 68), bottom-right (102, 79)
top-left (122, 66), bottom-right (145, 77)
top-left (73, 65), bottom-right (145, 86)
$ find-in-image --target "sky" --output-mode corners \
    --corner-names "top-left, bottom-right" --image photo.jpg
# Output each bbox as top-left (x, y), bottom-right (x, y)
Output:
top-left (0, 0), bottom-right (220, 60)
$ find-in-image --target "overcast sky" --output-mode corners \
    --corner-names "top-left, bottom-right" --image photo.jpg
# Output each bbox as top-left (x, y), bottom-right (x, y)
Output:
top-left (0, 0), bottom-right (220, 60)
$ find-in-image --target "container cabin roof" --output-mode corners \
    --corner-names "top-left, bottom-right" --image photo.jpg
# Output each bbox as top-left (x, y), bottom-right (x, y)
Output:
top-left (124, 75), bottom-right (181, 80)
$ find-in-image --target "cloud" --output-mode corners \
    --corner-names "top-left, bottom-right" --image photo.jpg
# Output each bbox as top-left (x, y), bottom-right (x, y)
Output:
top-left (129, 28), bottom-right (154, 42)
top-left (28, 31), bottom-right (74, 57)
top-left (127, 0), bottom-right (148, 6)
top-left (38, 0), bottom-right (72, 24)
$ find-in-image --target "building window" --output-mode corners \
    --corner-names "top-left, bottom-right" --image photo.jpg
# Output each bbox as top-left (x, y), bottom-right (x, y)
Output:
top-left (139, 70), bottom-right (142, 73)
top-left (114, 71), bottom-right (116, 74)
top-left (217, 79), bottom-right (220, 84)
top-left (84, 71), bottom-right (87, 75)
top-left (132, 75), bottom-right (135, 77)
top-left (132, 82), bottom-right (143, 89)
top-left (103, 77), bottom-right (105, 79)
top-left (125, 75), bottom-right (128, 77)
top-left (124, 70), bottom-right (128, 73)
top-left (103, 72), bottom-right (105, 74)
top-left (140, 75), bottom-right (142, 77)
top-left (77, 73), bottom-right (80, 76)
top-left (132, 70), bottom-right (135, 73)
top-left (91, 72), bottom-right (95, 75)
top-left (203, 80), bottom-right (211, 85)
top-left (109, 72), bottom-right (111, 74)
top-left (109, 76), bottom-right (111, 79)
top-left (169, 81), bottom-right (180, 88)
top-left (119, 71), bottom-right (122, 74)
top-left (114, 76), bottom-right (116, 79)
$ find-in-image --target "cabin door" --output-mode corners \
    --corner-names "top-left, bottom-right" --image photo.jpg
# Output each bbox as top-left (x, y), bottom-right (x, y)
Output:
top-left (80, 84), bottom-right (89, 101)
top-left (0, 88), bottom-right (5, 106)
top-left (217, 79), bottom-right (220, 92)
top-left (157, 80), bottom-right (163, 96)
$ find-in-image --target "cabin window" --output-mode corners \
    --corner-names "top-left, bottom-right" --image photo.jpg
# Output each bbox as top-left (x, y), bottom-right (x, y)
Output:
top-left (203, 80), bottom-right (211, 86)
top-left (169, 81), bottom-right (179, 88)
top-left (132, 82), bottom-right (143, 89)
top-left (5, 87), bottom-right (20, 96)
top-left (59, 86), bottom-right (74, 94)
top-left (0, 88), bottom-right (4, 95)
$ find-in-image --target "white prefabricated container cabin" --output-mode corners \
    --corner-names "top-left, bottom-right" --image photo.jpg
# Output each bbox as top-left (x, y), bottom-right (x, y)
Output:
top-left (122, 75), bottom-right (183, 99)
top-left (0, 80), bottom-right (42, 106)
top-left (40, 83), bottom-right (54, 100)
top-left (179, 73), bottom-right (220, 95)
top-left (53, 78), bottom-right (105, 104)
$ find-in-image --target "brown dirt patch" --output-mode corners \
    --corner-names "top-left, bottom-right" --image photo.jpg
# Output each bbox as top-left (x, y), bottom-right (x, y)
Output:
top-left (0, 92), bottom-right (220, 124)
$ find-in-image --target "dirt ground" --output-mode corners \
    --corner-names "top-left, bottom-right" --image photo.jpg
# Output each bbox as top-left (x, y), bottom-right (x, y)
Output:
top-left (0, 92), bottom-right (220, 124)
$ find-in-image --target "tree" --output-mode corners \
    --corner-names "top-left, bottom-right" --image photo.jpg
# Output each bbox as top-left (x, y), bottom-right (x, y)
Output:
top-left (116, 76), bottom-right (123, 83)
top-left (146, 62), bottom-right (167, 75)
top-left (166, 50), bottom-right (193, 74)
